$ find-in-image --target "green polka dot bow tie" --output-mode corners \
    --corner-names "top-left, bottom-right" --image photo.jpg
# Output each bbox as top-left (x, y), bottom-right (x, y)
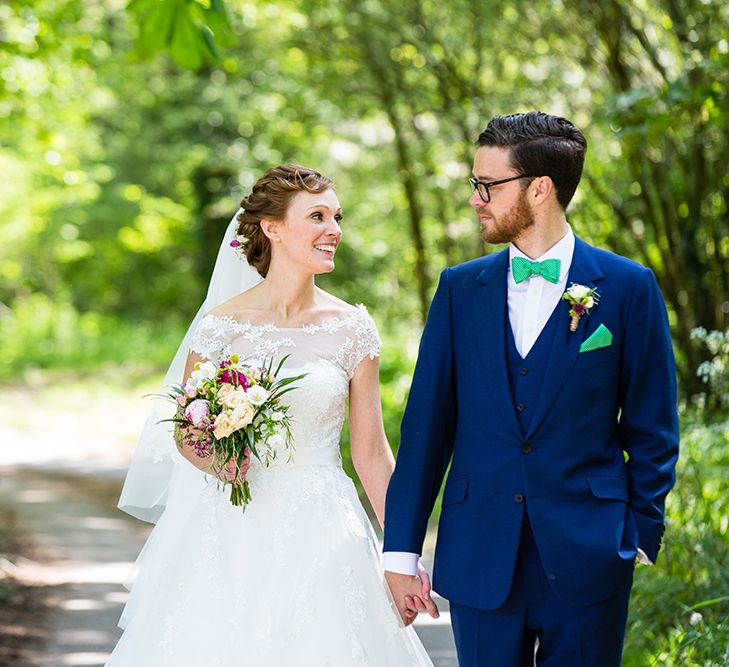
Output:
top-left (511, 257), bottom-right (562, 284)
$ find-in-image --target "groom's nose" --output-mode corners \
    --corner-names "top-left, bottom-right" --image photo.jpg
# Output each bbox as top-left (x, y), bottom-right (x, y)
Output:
top-left (470, 189), bottom-right (487, 208)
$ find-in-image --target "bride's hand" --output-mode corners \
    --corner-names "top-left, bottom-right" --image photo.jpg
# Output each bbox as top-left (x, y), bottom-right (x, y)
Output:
top-left (214, 449), bottom-right (252, 484)
top-left (416, 560), bottom-right (432, 600)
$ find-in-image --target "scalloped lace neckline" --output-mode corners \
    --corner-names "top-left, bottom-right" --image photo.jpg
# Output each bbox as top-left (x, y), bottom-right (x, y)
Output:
top-left (203, 304), bottom-right (367, 333)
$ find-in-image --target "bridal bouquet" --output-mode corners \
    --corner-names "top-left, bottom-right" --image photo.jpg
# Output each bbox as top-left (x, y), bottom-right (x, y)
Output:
top-left (166, 354), bottom-right (305, 508)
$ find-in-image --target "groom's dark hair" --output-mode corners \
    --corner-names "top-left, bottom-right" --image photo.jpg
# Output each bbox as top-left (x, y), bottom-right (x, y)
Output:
top-left (476, 112), bottom-right (587, 210)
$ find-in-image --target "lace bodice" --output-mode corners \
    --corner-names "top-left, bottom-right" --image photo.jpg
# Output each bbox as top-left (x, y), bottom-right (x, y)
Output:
top-left (189, 305), bottom-right (381, 463)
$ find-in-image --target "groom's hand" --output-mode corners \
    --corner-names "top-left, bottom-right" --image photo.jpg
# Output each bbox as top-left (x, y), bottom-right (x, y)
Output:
top-left (384, 571), bottom-right (439, 626)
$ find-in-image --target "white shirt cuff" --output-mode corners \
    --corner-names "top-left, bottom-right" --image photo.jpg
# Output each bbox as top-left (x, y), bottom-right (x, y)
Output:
top-left (383, 551), bottom-right (419, 576)
top-left (636, 548), bottom-right (653, 565)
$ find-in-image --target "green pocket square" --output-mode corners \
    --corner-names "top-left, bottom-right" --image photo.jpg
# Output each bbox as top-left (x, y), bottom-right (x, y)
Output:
top-left (579, 324), bottom-right (613, 353)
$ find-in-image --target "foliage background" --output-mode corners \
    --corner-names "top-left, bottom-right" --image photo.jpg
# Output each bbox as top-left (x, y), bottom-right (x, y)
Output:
top-left (1, 0), bottom-right (728, 663)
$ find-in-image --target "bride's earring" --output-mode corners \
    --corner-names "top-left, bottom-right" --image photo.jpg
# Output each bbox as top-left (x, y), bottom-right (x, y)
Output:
top-left (276, 236), bottom-right (281, 242)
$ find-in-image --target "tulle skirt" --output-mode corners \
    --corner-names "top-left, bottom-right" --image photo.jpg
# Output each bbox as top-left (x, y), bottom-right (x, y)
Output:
top-left (106, 458), bottom-right (433, 666)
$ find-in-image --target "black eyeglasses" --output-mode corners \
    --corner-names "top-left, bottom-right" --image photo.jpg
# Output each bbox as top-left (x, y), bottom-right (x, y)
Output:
top-left (469, 175), bottom-right (535, 203)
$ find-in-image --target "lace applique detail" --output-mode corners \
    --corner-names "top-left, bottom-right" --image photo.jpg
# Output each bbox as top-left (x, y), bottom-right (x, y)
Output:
top-left (333, 306), bottom-right (382, 379)
top-left (190, 314), bottom-right (295, 363)
top-left (341, 565), bottom-right (369, 665)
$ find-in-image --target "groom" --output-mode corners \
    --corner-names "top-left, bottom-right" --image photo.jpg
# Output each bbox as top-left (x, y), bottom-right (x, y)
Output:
top-left (383, 112), bottom-right (679, 666)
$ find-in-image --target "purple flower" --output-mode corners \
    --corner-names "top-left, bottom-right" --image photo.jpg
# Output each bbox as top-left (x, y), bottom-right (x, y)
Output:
top-left (192, 439), bottom-right (213, 458)
top-left (184, 399), bottom-right (211, 429)
top-left (230, 239), bottom-right (241, 248)
top-left (572, 303), bottom-right (587, 315)
top-left (218, 370), bottom-right (234, 384)
top-left (236, 372), bottom-right (250, 390)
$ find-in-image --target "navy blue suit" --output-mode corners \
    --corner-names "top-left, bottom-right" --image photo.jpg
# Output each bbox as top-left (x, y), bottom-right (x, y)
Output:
top-left (384, 238), bottom-right (679, 664)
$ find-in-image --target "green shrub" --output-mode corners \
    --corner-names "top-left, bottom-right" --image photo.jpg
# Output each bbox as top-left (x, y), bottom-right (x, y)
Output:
top-left (0, 293), bottom-right (185, 381)
top-left (624, 415), bottom-right (729, 665)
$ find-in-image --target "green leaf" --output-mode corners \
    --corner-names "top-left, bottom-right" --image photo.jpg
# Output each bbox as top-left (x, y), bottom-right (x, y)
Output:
top-left (274, 353), bottom-right (291, 377)
top-left (138, 1), bottom-right (177, 53)
top-left (200, 24), bottom-right (220, 61)
top-left (169, 5), bottom-right (205, 70)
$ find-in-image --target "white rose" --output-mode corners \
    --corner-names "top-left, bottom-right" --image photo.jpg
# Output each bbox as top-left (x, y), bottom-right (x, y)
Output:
top-left (268, 434), bottom-right (285, 449)
top-left (217, 383), bottom-right (234, 402)
top-left (230, 403), bottom-right (256, 430)
top-left (220, 387), bottom-right (250, 409)
top-left (213, 412), bottom-right (236, 439)
top-left (246, 385), bottom-right (270, 406)
top-left (568, 284), bottom-right (590, 299)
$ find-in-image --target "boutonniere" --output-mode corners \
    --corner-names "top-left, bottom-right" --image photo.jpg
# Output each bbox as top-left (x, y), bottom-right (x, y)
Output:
top-left (562, 283), bottom-right (600, 332)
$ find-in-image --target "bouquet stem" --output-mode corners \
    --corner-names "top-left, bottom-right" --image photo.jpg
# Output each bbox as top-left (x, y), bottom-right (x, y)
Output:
top-left (229, 480), bottom-right (252, 507)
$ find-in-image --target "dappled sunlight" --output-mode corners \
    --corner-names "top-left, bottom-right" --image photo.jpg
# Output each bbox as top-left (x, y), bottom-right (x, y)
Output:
top-left (59, 653), bottom-right (112, 666)
top-left (79, 516), bottom-right (128, 531)
top-left (11, 559), bottom-right (136, 587)
top-left (60, 597), bottom-right (113, 611)
top-left (16, 488), bottom-right (57, 503)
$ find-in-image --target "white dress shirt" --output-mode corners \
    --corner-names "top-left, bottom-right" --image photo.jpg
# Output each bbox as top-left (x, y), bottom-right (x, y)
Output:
top-left (384, 225), bottom-right (649, 575)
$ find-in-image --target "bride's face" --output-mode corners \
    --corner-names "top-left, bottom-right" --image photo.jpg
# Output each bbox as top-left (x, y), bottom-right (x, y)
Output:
top-left (269, 188), bottom-right (343, 276)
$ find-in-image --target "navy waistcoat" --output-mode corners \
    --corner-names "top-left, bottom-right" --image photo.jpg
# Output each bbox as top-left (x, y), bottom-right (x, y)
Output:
top-left (505, 302), bottom-right (562, 435)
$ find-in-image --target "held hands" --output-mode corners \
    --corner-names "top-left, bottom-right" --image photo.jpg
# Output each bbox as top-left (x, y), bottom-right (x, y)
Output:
top-left (385, 562), bottom-right (439, 627)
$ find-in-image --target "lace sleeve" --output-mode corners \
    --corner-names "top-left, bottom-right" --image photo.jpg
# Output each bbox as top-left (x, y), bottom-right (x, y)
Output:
top-left (189, 315), bottom-right (233, 362)
top-left (338, 306), bottom-right (383, 380)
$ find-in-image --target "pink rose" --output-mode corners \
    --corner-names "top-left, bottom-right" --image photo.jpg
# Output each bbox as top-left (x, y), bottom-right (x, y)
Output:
top-left (185, 386), bottom-right (197, 398)
top-left (175, 394), bottom-right (187, 407)
top-left (184, 399), bottom-right (211, 429)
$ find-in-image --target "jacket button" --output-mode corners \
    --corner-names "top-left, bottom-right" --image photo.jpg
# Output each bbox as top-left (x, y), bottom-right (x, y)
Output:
top-left (514, 493), bottom-right (524, 503)
top-left (522, 443), bottom-right (532, 454)
top-left (516, 403), bottom-right (526, 412)
top-left (520, 367), bottom-right (529, 375)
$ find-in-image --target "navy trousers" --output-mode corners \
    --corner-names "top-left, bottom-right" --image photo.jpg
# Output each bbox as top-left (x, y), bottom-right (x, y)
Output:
top-left (450, 517), bottom-right (634, 667)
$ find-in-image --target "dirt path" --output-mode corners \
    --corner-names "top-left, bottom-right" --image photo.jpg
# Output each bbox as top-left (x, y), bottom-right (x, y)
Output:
top-left (0, 467), bottom-right (151, 667)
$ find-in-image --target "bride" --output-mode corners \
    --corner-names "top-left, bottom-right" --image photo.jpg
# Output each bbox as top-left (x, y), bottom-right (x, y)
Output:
top-left (107, 164), bottom-right (437, 665)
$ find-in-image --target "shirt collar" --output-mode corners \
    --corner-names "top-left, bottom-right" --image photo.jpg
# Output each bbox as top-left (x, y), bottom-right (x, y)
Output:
top-left (508, 224), bottom-right (575, 283)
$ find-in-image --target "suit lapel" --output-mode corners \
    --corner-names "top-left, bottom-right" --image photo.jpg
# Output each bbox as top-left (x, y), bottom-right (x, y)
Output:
top-left (523, 238), bottom-right (604, 440)
top-left (472, 250), bottom-right (522, 439)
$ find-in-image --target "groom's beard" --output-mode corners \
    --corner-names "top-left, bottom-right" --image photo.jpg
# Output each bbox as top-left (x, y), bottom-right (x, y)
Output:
top-left (479, 190), bottom-right (536, 245)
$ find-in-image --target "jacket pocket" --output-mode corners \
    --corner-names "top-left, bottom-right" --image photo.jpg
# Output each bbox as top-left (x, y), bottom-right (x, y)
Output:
top-left (587, 476), bottom-right (629, 502)
top-left (442, 477), bottom-right (469, 506)
top-left (576, 347), bottom-right (618, 366)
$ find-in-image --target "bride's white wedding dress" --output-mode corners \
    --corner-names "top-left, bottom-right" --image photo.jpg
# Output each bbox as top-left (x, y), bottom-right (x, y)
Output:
top-left (107, 305), bottom-right (433, 666)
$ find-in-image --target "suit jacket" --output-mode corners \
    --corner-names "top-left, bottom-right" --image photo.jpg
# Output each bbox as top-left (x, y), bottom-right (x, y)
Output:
top-left (383, 238), bottom-right (679, 609)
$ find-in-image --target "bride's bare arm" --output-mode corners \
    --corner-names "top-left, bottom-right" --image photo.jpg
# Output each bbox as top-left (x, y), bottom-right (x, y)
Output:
top-left (347, 355), bottom-right (396, 531)
top-left (349, 355), bottom-right (439, 622)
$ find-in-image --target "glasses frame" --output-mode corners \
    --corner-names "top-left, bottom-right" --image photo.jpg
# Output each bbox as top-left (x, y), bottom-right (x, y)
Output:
top-left (469, 174), bottom-right (535, 204)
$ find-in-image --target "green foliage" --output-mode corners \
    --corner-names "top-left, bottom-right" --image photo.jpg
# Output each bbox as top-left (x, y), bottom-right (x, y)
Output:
top-left (0, 293), bottom-right (186, 380)
top-left (128, 0), bottom-right (231, 69)
top-left (625, 415), bottom-right (729, 666)
top-left (691, 327), bottom-right (729, 413)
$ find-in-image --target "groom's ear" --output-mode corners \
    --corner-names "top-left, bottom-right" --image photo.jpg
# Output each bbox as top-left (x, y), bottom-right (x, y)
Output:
top-left (529, 175), bottom-right (555, 206)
